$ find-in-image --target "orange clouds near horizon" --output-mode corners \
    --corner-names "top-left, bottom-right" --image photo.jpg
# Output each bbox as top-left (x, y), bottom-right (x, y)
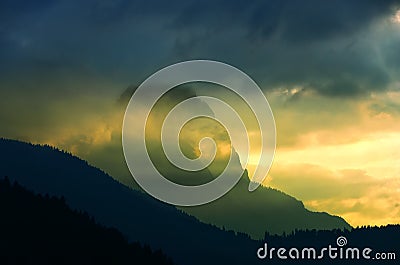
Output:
top-left (260, 90), bottom-right (400, 227)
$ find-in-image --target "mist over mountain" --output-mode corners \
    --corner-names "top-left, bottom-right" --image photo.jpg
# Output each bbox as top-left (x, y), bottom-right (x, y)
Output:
top-left (118, 84), bottom-right (351, 238)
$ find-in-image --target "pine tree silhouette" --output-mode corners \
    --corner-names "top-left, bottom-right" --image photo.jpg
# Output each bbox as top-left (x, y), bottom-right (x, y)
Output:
top-left (0, 177), bottom-right (174, 265)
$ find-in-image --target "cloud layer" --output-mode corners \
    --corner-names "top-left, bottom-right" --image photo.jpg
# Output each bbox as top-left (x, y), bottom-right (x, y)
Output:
top-left (1, 0), bottom-right (400, 96)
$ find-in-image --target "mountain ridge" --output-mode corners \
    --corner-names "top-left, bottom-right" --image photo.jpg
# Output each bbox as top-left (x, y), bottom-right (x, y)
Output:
top-left (0, 138), bottom-right (350, 238)
top-left (0, 138), bottom-right (260, 265)
top-left (0, 176), bottom-right (174, 265)
top-left (115, 84), bottom-right (350, 238)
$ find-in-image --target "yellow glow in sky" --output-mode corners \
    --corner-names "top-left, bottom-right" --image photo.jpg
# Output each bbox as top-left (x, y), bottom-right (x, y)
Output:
top-left (392, 9), bottom-right (400, 23)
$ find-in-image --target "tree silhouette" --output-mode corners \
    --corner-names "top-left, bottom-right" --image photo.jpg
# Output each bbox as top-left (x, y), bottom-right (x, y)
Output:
top-left (0, 177), bottom-right (174, 265)
top-left (0, 138), bottom-right (398, 265)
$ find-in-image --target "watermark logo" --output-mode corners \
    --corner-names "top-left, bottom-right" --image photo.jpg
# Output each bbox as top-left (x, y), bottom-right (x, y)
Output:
top-left (257, 236), bottom-right (396, 261)
top-left (122, 60), bottom-right (276, 206)
top-left (336, 236), bottom-right (347, 247)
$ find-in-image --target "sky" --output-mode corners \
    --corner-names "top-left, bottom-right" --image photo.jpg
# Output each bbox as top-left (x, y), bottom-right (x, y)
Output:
top-left (1, 0), bottom-right (400, 227)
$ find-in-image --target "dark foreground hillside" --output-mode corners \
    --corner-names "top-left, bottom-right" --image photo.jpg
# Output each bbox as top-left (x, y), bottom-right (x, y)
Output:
top-left (0, 177), bottom-right (173, 265)
top-left (1, 177), bottom-right (398, 265)
top-left (0, 138), bottom-right (261, 265)
top-left (0, 138), bottom-right (398, 265)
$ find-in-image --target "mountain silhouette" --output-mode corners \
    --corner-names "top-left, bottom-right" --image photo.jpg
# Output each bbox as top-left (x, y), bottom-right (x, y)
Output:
top-left (182, 168), bottom-right (350, 239)
top-left (0, 138), bottom-right (261, 265)
top-left (115, 84), bottom-right (351, 238)
top-left (0, 177), bottom-right (174, 265)
top-left (0, 138), bottom-right (397, 265)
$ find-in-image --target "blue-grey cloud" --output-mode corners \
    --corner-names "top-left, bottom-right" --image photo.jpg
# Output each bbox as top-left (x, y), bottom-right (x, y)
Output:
top-left (0, 0), bottom-right (400, 98)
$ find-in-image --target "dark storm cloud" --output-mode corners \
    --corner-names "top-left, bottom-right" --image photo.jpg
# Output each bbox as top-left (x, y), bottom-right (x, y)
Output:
top-left (1, 0), bottom-right (399, 97)
top-left (256, 0), bottom-right (397, 42)
top-left (165, 0), bottom-right (398, 42)
top-left (84, 0), bottom-right (397, 42)
top-left (161, 0), bottom-right (400, 97)
top-left (0, 0), bottom-right (55, 22)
